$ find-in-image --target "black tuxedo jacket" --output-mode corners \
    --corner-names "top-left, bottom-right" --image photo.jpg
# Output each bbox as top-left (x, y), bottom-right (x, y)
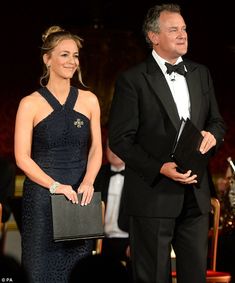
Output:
top-left (109, 54), bottom-right (226, 218)
top-left (94, 164), bottom-right (129, 232)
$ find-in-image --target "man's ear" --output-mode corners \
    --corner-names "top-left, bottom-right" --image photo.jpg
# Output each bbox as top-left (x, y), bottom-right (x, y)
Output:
top-left (147, 31), bottom-right (159, 45)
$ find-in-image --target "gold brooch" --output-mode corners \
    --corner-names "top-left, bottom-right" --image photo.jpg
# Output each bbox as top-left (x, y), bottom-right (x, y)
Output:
top-left (74, 118), bottom-right (84, 128)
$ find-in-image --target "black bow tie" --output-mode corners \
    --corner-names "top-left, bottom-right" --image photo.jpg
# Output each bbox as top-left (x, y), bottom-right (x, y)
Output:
top-left (165, 61), bottom-right (186, 76)
top-left (110, 170), bottom-right (125, 177)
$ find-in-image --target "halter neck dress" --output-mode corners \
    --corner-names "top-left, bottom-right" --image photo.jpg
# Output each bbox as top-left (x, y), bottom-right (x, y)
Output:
top-left (21, 86), bottom-right (92, 282)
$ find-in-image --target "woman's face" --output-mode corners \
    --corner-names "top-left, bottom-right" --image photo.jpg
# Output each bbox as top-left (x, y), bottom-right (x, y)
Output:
top-left (46, 39), bottom-right (79, 80)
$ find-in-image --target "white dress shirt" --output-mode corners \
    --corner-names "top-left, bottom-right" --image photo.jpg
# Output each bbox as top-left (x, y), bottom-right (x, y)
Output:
top-left (104, 165), bottom-right (129, 238)
top-left (152, 50), bottom-right (191, 120)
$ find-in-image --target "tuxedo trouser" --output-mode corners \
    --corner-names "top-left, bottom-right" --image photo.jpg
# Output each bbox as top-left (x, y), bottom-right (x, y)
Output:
top-left (129, 188), bottom-right (209, 283)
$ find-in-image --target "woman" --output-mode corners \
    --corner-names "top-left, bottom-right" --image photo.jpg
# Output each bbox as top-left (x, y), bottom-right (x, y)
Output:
top-left (14, 26), bottom-right (102, 282)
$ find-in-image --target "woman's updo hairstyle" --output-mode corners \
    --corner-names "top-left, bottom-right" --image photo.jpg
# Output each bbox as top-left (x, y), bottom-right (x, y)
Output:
top-left (40, 25), bottom-right (85, 87)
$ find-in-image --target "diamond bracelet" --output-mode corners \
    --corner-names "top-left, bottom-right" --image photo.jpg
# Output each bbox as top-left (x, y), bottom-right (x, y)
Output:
top-left (49, 181), bottom-right (60, 194)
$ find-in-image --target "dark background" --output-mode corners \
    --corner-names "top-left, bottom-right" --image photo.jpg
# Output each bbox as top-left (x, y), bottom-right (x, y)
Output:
top-left (0, 0), bottom-right (234, 175)
top-left (1, 0), bottom-right (234, 88)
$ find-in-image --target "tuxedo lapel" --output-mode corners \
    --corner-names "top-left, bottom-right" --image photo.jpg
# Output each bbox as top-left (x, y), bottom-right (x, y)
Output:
top-left (144, 55), bottom-right (181, 131)
top-left (185, 62), bottom-right (202, 125)
top-left (144, 56), bottom-right (203, 130)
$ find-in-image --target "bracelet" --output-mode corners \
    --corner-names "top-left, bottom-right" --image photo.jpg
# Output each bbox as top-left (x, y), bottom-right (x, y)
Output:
top-left (49, 181), bottom-right (60, 194)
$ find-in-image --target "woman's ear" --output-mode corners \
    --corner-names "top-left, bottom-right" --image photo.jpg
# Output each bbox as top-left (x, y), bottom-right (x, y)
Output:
top-left (43, 54), bottom-right (50, 66)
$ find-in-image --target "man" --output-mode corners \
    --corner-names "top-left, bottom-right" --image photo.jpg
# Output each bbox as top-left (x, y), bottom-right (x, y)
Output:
top-left (108, 3), bottom-right (226, 283)
top-left (94, 143), bottom-right (130, 265)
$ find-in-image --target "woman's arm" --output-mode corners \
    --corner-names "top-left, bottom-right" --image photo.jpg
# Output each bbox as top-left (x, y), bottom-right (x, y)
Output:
top-left (77, 93), bottom-right (102, 205)
top-left (14, 94), bottom-right (78, 203)
top-left (14, 95), bottom-right (55, 188)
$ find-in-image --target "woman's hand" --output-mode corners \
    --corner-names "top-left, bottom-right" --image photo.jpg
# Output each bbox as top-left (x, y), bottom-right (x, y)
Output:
top-left (77, 182), bottom-right (94, 206)
top-left (56, 184), bottom-right (78, 204)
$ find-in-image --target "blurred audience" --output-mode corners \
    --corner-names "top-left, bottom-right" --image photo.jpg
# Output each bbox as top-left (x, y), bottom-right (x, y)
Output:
top-left (0, 156), bottom-right (22, 234)
top-left (0, 156), bottom-right (16, 223)
top-left (0, 254), bottom-right (29, 282)
top-left (215, 158), bottom-right (235, 283)
top-left (94, 142), bottom-right (132, 280)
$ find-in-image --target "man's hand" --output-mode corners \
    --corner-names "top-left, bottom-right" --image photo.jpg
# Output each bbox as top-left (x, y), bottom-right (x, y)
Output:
top-left (160, 162), bottom-right (197, 185)
top-left (200, 131), bottom-right (216, 154)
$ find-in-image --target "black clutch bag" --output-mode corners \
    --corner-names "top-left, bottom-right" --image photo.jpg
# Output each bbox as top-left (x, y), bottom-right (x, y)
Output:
top-left (170, 118), bottom-right (211, 187)
top-left (51, 192), bottom-right (104, 242)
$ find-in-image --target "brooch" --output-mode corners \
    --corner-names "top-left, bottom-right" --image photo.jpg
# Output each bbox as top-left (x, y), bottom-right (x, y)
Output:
top-left (74, 118), bottom-right (84, 128)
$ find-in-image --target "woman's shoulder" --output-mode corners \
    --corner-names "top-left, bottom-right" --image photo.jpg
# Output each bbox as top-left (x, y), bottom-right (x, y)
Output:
top-left (78, 89), bottom-right (99, 104)
top-left (21, 90), bottom-right (44, 101)
top-left (18, 91), bottom-right (45, 110)
top-left (78, 88), bottom-right (96, 97)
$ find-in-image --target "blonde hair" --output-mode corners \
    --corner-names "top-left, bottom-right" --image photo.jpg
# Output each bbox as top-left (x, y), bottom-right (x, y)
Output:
top-left (40, 25), bottom-right (85, 87)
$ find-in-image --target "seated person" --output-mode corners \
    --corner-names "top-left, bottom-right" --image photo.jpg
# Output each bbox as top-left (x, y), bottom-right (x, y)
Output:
top-left (94, 142), bottom-right (130, 265)
top-left (215, 158), bottom-right (235, 283)
top-left (0, 156), bottom-right (16, 223)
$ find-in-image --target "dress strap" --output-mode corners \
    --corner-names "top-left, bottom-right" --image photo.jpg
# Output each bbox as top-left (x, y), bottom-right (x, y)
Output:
top-left (64, 86), bottom-right (78, 111)
top-left (37, 86), bottom-right (78, 111)
top-left (37, 87), bottom-right (61, 110)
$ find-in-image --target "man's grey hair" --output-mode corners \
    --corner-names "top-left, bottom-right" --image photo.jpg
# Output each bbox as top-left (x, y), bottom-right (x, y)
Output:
top-left (142, 3), bottom-right (181, 47)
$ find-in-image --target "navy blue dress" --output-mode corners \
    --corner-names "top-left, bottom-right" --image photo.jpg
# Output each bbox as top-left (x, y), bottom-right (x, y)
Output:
top-left (21, 87), bottom-right (92, 282)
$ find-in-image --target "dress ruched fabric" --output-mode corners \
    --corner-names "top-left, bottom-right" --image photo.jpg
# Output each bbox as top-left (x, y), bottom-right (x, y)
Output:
top-left (22, 87), bottom-right (92, 283)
